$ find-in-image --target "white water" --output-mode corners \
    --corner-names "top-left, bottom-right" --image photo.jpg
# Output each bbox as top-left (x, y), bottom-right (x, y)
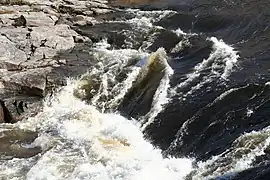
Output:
top-left (1, 8), bottom-right (266, 180)
top-left (73, 38), bottom-right (175, 131)
top-left (168, 85), bottom-right (270, 179)
top-left (192, 126), bottom-right (270, 179)
top-left (170, 28), bottom-right (196, 54)
top-left (0, 79), bottom-right (193, 180)
top-left (0, 9), bottom-right (195, 177)
top-left (170, 36), bottom-right (239, 98)
top-left (74, 39), bottom-right (149, 111)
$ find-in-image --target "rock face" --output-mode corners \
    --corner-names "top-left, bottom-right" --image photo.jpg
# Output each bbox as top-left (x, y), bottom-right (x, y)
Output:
top-left (0, 101), bottom-right (4, 123)
top-left (0, 99), bottom-right (13, 123)
top-left (0, 0), bottom-right (115, 122)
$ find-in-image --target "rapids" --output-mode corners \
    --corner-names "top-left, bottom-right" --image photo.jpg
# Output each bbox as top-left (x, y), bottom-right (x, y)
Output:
top-left (1, 1), bottom-right (270, 179)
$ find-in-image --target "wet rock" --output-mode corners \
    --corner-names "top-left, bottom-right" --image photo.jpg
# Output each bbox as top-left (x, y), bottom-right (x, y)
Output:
top-left (75, 20), bottom-right (153, 49)
top-left (0, 127), bottom-right (41, 158)
top-left (119, 48), bottom-right (168, 117)
top-left (155, 12), bottom-right (195, 31)
top-left (75, 22), bottom-right (131, 48)
top-left (0, 94), bottom-right (43, 123)
top-left (165, 84), bottom-right (270, 161)
top-left (231, 163), bottom-right (270, 180)
top-left (148, 29), bottom-right (180, 52)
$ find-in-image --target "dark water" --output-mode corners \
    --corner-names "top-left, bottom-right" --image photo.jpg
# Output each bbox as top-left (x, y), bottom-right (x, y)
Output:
top-left (78, 0), bottom-right (270, 179)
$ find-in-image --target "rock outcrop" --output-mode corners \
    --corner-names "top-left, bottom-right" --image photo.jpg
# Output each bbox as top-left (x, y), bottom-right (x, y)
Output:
top-left (0, 0), bottom-right (116, 122)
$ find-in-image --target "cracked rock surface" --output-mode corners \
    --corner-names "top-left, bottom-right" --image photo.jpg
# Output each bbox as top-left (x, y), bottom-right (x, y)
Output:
top-left (0, 0), bottom-right (116, 123)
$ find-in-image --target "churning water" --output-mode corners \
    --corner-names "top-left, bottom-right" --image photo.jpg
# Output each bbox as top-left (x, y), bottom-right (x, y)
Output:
top-left (1, 1), bottom-right (270, 179)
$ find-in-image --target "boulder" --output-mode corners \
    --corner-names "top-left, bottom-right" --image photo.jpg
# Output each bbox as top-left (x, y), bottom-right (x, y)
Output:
top-left (1, 67), bottom-right (51, 97)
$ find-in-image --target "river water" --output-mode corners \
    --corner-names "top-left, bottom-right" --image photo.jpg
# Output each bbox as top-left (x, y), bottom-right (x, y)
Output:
top-left (1, 1), bottom-right (270, 179)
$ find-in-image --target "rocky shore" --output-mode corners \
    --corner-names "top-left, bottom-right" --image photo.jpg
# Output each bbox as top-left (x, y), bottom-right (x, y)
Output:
top-left (0, 0), bottom-right (119, 123)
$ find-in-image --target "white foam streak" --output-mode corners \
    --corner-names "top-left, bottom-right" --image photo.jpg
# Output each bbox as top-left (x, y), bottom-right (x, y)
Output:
top-left (82, 42), bottom-right (149, 110)
top-left (192, 127), bottom-right (270, 179)
top-left (170, 28), bottom-right (195, 54)
top-left (173, 28), bottom-right (197, 37)
top-left (108, 67), bottom-right (141, 109)
top-left (170, 37), bottom-right (239, 98)
top-left (106, 9), bottom-right (175, 32)
top-left (126, 9), bottom-right (176, 24)
top-left (209, 37), bottom-right (239, 79)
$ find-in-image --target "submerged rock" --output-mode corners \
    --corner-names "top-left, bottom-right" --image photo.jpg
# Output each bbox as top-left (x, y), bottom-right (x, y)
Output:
top-left (73, 74), bottom-right (101, 101)
top-left (119, 48), bottom-right (169, 118)
top-left (0, 127), bottom-right (41, 158)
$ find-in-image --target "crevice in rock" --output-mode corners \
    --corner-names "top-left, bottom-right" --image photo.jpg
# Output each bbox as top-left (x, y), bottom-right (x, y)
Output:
top-left (0, 99), bottom-right (14, 123)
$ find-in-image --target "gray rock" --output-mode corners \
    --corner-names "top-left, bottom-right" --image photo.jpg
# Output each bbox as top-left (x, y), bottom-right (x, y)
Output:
top-left (0, 0), bottom-right (114, 123)
top-left (91, 8), bottom-right (112, 15)
top-left (0, 34), bottom-right (27, 69)
top-left (73, 15), bottom-right (96, 26)
top-left (23, 12), bottom-right (57, 27)
top-left (1, 67), bottom-right (51, 97)
top-left (31, 25), bottom-right (76, 51)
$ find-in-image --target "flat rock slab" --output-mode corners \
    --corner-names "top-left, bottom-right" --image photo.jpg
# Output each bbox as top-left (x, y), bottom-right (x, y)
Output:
top-left (31, 25), bottom-right (76, 51)
top-left (1, 67), bottom-right (51, 97)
